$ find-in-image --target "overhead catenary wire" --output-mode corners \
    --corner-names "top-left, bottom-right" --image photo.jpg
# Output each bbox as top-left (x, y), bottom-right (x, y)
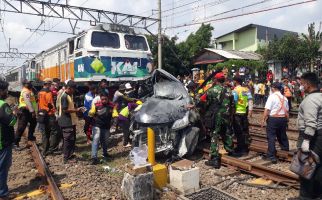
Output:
top-left (164, 0), bottom-right (317, 29)
top-left (163, 0), bottom-right (233, 19)
top-left (135, 0), bottom-right (190, 16)
top-left (22, 0), bottom-right (90, 48)
top-left (20, 0), bottom-right (62, 48)
top-left (201, 0), bottom-right (273, 21)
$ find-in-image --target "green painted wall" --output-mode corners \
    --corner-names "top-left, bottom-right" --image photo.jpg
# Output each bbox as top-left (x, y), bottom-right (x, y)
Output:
top-left (218, 27), bottom-right (260, 52)
top-left (235, 28), bottom-right (257, 51)
top-left (216, 33), bottom-right (235, 43)
top-left (223, 41), bottom-right (234, 50)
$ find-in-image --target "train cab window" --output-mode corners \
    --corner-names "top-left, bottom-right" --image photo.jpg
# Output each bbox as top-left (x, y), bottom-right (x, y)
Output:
top-left (31, 61), bottom-right (36, 69)
top-left (91, 31), bottom-right (120, 48)
top-left (124, 35), bottom-right (148, 51)
top-left (69, 40), bottom-right (75, 54)
top-left (76, 37), bottom-right (84, 49)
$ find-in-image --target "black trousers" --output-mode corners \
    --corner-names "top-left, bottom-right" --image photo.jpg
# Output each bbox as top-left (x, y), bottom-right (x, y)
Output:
top-left (119, 120), bottom-right (130, 145)
top-left (266, 117), bottom-right (289, 159)
top-left (15, 108), bottom-right (37, 145)
top-left (299, 131), bottom-right (322, 199)
top-left (61, 126), bottom-right (76, 160)
top-left (233, 114), bottom-right (250, 152)
top-left (287, 97), bottom-right (292, 111)
top-left (40, 115), bottom-right (60, 154)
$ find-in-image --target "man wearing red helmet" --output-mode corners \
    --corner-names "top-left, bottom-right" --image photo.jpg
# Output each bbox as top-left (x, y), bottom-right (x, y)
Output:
top-left (201, 72), bottom-right (234, 169)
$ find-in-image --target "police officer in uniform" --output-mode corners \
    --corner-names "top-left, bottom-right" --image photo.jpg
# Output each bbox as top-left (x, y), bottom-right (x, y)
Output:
top-left (15, 80), bottom-right (38, 148)
top-left (201, 72), bottom-right (234, 169)
top-left (232, 77), bottom-right (253, 157)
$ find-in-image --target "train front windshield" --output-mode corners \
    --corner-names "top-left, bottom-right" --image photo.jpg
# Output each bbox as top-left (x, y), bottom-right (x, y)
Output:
top-left (124, 35), bottom-right (148, 51)
top-left (91, 31), bottom-right (120, 48)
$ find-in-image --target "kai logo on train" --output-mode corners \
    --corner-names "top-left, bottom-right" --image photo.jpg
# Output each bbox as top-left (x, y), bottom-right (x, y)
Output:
top-left (74, 56), bottom-right (152, 79)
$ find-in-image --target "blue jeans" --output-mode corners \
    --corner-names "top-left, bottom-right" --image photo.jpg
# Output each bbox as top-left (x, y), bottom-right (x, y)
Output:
top-left (91, 126), bottom-right (109, 159)
top-left (0, 146), bottom-right (12, 197)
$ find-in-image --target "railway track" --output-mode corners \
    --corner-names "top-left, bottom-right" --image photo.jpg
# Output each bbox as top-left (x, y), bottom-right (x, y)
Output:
top-left (201, 147), bottom-right (299, 189)
top-left (27, 141), bottom-right (64, 200)
top-left (253, 107), bottom-right (298, 118)
top-left (249, 123), bottom-right (298, 134)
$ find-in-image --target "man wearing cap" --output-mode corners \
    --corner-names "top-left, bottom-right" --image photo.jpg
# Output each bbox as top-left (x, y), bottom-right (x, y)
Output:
top-left (38, 78), bottom-right (59, 155)
top-left (125, 82), bottom-right (135, 98)
top-left (261, 82), bottom-right (289, 163)
top-left (232, 76), bottom-right (253, 157)
top-left (15, 80), bottom-right (38, 148)
top-left (201, 72), bottom-right (234, 169)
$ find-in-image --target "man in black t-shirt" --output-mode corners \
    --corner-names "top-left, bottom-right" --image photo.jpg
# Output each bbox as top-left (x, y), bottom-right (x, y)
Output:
top-left (57, 81), bottom-right (82, 163)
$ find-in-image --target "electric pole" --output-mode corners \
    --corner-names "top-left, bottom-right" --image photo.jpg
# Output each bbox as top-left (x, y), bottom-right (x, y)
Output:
top-left (158, 0), bottom-right (162, 69)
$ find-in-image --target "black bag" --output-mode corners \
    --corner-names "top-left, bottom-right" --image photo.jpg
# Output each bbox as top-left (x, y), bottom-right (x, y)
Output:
top-left (37, 109), bottom-right (48, 123)
top-left (290, 149), bottom-right (320, 180)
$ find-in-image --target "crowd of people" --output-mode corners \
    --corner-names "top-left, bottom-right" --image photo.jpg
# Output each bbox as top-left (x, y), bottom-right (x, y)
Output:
top-left (249, 75), bottom-right (305, 110)
top-left (0, 69), bottom-right (321, 199)
top-left (180, 71), bottom-right (321, 199)
top-left (0, 77), bottom-right (143, 199)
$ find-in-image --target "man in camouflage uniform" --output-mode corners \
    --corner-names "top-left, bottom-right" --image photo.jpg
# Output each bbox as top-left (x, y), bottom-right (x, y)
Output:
top-left (200, 72), bottom-right (234, 169)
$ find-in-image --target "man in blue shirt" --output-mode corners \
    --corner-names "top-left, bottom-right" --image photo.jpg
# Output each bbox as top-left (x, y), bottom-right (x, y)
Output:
top-left (83, 84), bottom-right (97, 144)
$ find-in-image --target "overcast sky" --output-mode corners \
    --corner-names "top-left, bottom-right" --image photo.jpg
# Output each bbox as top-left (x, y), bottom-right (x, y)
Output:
top-left (0, 0), bottom-right (321, 69)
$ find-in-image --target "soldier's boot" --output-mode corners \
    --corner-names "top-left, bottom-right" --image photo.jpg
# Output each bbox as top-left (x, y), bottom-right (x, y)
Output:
top-left (205, 155), bottom-right (221, 169)
top-left (229, 146), bottom-right (249, 158)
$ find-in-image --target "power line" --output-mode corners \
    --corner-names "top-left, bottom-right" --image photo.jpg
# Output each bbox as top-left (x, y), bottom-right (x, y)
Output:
top-left (19, 0), bottom-right (62, 48)
top-left (136, 0), bottom-right (200, 16)
top-left (24, 0), bottom-right (90, 48)
top-left (201, 0), bottom-right (273, 21)
top-left (165, 0), bottom-right (317, 29)
top-left (163, 0), bottom-right (233, 19)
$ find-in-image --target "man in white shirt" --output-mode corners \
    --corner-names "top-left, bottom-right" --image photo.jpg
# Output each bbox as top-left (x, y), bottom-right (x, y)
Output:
top-left (253, 80), bottom-right (260, 105)
top-left (261, 82), bottom-right (289, 163)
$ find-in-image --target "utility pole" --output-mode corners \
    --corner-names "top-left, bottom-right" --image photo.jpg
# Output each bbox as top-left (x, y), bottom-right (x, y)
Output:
top-left (8, 38), bottom-right (11, 52)
top-left (158, 0), bottom-right (162, 69)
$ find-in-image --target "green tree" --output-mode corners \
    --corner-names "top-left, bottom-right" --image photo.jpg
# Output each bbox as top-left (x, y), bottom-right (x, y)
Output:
top-left (146, 34), bottom-right (187, 75)
top-left (177, 23), bottom-right (214, 67)
top-left (146, 23), bottom-right (215, 75)
top-left (257, 22), bottom-right (321, 74)
top-left (301, 22), bottom-right (322, 70)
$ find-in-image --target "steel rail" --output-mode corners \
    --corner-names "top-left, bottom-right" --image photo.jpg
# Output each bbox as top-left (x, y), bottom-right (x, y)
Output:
top-left (249, 130), bottom-right (298, 142)
top-left (249, 123), bottom-right (298, 133)
top-left (252, 107), bottom-right (298, 117)
top-left (202, 148), bottom-right (299, 188)
top-left (249, 141), bottom-right (295, 162)
top-left (28, 141), bottom-right (64, 200)
top-left (231, 138), bottom-right (295, 162)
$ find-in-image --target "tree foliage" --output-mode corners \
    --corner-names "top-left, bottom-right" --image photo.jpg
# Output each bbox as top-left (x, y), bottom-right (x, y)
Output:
top-left (210, 59), bottom-right (265, 75)
top-left (257, 22), bottom-right (321, 70)
top-left (146, 23), bottom-right (214, 75)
